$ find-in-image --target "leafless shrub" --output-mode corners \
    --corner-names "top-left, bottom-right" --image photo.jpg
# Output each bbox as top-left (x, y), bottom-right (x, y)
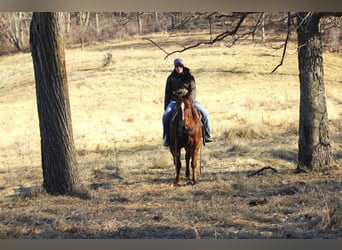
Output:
top-left (16, 185), bottom-right (44, 199)
top-left (103, 51), bottom-right (114, 67)
top-left (73, 183), bottom-right (93, 200)
top-left (222, 125), bottom-right (271, 142)
top-left (152, 156), bottom-right (171, 169)
top-left (229, 139), bottom-right (252, 154)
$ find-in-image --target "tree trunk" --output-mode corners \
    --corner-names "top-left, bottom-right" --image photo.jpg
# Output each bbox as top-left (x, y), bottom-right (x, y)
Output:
top-left (65, 12), bottom-right (71, 33)
top-left (79, 12), bottom-right (90, 50)
top-left (261, 12), bottom-right (265, 43)
top-left (296, 12), bottom-right (333, 171)
top-left (137, 12), bottom-right (142, 34)
top-left (95, 12), bottom-right (100, 36)
top-left (30, 12), bottom-right (79, 194)
top-left (18, 12), bottom-right (24, 49)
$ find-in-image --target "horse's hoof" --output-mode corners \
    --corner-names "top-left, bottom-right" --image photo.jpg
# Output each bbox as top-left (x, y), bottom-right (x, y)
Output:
top-left (173, 181), bottom-right (181, 186)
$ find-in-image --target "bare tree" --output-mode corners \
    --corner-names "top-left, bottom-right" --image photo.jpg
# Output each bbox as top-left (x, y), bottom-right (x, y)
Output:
top-left (95, 12), bottom-right (100, 36)
top-left (0, 12), bottom-right (31, 51)
top-left (320, 16), bottom-right (342, 52)
top-left (65, 12), bottom-right (71, 33)
top-left (30, 12), bottom-right (79, 195)
top-left (137, 12), bottom-right (143, 34)
top-left (78, 12), bottom-right (90, 49)
top-left (295, 12), bottom-right (338, 172)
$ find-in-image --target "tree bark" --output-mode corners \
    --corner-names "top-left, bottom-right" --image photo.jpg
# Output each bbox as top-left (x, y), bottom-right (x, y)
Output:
top-left (296, 12), bottom-right (333, 171)
top-left (30, 12), bottom-right (79, 194)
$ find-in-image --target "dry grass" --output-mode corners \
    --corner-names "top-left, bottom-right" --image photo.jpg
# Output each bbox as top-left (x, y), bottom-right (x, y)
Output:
top-left (0, 32), bottom-right (341, 238)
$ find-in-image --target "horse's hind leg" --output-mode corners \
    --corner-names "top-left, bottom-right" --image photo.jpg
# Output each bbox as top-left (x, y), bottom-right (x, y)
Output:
top-left (191, 146), bottom-right (200, 185)
top-left (175, 161), bottom-right (181, 185)
top-left (191, 157), bottom-right (198, 185)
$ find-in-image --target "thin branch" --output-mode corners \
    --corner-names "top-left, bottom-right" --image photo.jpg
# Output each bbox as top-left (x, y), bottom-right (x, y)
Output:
top-left (271, 12), bottom-right (292, 73)
top-left (250, 12), bottom-right (266, 42)
top-left (144, 38), bottom-right (169, 55)
top-left (225, 13), bottom-right (266, 48)
top-left (247, 166), bottom-right (278, 177)
top-left (211, 13), bottom-right (248, 43)
top-left (295, 12), bottom-right (314, 33)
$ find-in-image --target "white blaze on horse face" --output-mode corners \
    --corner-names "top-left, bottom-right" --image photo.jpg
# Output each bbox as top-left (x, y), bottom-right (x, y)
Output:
top-left (181, 102), bottom-right (185, 122)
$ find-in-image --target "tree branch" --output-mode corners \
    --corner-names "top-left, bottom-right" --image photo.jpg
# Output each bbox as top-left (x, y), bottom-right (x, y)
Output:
top-left (271, 12), bottom-right (292, 73)
top-left (210, 12), bottom-right (248, 43)
top-left (144, 38), bottom-right (169, 55)
top-left (145, 12), bottom-right (249, 59)
top-left (247, 166), bottom-right (278, 177)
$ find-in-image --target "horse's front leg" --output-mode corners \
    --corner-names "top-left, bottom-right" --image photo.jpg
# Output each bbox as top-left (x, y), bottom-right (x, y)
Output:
top-left (185, 149), bottom-right (190, 183)
top-left (191, 145), bottom-right (200, 185)
top-left (175, 147), bottom-right (182, 185)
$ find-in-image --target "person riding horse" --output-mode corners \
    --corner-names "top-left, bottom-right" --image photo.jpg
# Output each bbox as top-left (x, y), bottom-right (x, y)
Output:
top-left (162, 58), bottom-right (213, 147)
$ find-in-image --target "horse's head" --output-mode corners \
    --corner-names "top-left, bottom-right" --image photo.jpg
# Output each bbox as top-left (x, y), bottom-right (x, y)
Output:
top-left (174, 89), bottom-right (195, 131)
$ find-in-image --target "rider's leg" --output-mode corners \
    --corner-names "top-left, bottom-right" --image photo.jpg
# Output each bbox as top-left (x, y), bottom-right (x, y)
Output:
top-left (162, 101), bottom-right (176, 146)
top-left (194, 101), bottom-right (213, 142)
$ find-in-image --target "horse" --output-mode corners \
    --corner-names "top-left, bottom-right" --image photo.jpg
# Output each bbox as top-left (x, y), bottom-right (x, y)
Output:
top-left (169, 88), bottom-right (202, 185)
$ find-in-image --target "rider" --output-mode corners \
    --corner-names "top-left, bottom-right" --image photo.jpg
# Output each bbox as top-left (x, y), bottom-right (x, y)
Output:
top-left (162, 58), bottom-right (213, 146)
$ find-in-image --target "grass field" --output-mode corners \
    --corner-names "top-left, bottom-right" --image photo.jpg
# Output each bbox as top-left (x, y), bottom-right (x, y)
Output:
top-left (0, 32), bottom-right (341, 238)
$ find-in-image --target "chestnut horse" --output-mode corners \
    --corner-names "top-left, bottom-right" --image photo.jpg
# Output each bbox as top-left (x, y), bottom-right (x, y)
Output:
top-left (169, 89), bottom-right (202, 185)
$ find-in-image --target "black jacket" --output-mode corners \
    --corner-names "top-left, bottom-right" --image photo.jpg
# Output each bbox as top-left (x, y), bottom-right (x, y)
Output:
top-left (164, 67), bottom-right (196, 110)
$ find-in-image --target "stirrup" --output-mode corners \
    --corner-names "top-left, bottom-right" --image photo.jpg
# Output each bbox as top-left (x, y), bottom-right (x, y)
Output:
top-left (205, 137), bottom-right (213, 143)
top-left (163, 136), bottom-right (170, 147)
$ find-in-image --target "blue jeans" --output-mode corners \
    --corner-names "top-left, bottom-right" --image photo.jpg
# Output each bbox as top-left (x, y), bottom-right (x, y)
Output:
top-left (162, 100), bottom-right (211, 142)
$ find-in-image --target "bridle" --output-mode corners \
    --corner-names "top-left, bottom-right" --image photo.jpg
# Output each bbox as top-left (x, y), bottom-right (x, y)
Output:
top-left (178, 98), bottom-right (201, 136)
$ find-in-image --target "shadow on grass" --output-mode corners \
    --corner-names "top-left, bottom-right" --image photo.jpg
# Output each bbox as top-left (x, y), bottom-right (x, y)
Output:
top-left (269, 149), bottom-right (297, 163)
